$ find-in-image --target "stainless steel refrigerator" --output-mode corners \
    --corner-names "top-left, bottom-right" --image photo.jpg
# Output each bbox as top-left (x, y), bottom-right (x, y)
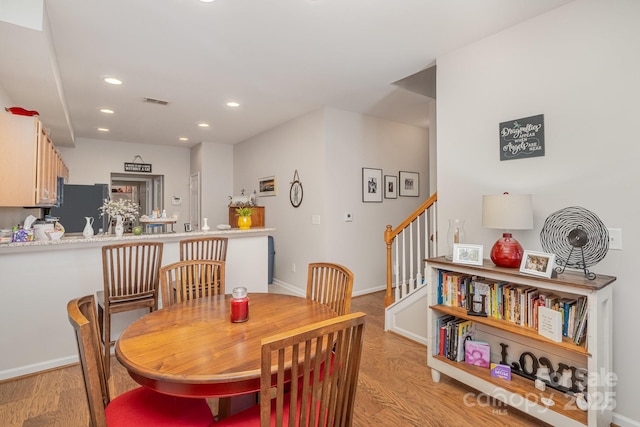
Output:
top-left (50, 184), bottom-right (110, 234)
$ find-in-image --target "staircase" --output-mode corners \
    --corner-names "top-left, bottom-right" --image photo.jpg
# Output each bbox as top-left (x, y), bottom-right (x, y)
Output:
top-left (383, 192), bottom-right (437, 344)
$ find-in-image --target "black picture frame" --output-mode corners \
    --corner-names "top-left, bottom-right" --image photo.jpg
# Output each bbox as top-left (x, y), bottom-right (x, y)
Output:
top-left (384, 175), bottom-right (397, 199)
top-left (399, 171), bottom-right (419, 197)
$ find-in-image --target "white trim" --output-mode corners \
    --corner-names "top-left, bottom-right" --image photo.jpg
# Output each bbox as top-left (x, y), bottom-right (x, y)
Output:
top-left (0, 355), bottom-right (78, 381)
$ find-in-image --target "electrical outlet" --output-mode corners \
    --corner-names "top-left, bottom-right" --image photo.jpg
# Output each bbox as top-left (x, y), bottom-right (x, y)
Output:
top-left (608, 228), bottom-right (622, 250)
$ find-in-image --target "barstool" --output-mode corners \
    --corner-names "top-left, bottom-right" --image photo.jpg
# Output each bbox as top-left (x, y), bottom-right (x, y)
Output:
top-left (97, 241), bottom-right (164, 378)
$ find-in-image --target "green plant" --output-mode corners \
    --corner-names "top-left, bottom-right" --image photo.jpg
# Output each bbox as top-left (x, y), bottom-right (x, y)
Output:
top-left (235, 206), bottom-right (254, 217)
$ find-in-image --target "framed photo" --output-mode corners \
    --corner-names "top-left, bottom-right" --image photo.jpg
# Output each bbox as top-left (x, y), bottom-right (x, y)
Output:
top-left (384, 175), bottom-right (397, 199)
top-left (520, 250), bottom-right (556, 278)
top-left (452, 243), bottom-right (483, 266)
top-left (258, 176), bottom-right (277, 197)
top-left (399, 171), bottom-right (419, 197)
top-left (362, 168), bottom-right (383, 203)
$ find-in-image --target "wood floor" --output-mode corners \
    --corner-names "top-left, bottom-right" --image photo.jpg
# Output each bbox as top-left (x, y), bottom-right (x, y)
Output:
top-left (0, 291), bottom-right (548, 426)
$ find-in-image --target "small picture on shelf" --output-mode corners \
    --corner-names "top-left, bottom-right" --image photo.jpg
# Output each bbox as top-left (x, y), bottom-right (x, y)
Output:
top-left (452, 243), bottom-right (483, 266)
top-left (520, 250), bottom-right (556, 278)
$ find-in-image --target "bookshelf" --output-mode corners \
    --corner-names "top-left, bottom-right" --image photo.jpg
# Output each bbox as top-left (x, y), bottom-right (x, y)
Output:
top-left (426, 257), bottom-right (615, 427)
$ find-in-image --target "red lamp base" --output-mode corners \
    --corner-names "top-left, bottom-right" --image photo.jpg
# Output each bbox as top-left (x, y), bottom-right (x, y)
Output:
top-left (490, 233), bottom-right (524, 268)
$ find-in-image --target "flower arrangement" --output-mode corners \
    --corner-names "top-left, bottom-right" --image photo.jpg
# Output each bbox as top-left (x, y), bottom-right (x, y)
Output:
top-left (99, 198), bottom-right (140, 222)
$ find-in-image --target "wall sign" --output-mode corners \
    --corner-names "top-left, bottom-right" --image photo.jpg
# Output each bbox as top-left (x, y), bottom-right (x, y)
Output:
top-left (499, 114), bottom-right (545, 161)
top-left (124, 162), bottom-right (152, 173)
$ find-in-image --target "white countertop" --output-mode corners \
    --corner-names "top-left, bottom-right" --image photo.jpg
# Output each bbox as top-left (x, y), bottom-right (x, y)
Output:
top-left (0, 227), bottom-right (276, 253)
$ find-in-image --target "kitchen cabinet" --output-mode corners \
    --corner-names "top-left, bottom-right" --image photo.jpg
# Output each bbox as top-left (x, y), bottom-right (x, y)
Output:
top-left (0, 112), bottom-right (67, 207)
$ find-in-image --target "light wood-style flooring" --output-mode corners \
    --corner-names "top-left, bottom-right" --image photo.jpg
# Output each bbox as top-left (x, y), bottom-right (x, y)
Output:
top-left (0, 291), bottom-right (549, 426)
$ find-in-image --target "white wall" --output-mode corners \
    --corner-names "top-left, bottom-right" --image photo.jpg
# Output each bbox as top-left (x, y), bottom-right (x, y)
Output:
top-left (234, 108), bottom-right (429, 295)
top-left (199, 142), bottom-right (234, 227)
top-left (436, 0), bottom-right (639, 424)
top-left (58, 137), bottom-right (191, 225)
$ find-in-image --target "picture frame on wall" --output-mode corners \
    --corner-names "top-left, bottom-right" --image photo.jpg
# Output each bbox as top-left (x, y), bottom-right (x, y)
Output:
top-left (520, 250), bottom-right (556, 278)
top-left (362, 168), bottom-right (383, 203)
top-left (399, 171), bottom-right (419, 197)
top-left (384, 175), bottom-right (397, 199)
top-left (258, 176), bottom-right (277, 196)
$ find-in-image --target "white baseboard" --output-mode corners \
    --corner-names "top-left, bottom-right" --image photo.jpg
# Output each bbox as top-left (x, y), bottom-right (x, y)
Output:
top-left (0, 355), bottom-right (78, 381)
top-left (270, 278), bottom-right (385, 298)
top-left (613, 413), bottom-right (640, 427)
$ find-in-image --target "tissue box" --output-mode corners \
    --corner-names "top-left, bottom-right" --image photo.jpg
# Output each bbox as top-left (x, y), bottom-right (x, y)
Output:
top-left (12, 228), bottom-right (35, 242)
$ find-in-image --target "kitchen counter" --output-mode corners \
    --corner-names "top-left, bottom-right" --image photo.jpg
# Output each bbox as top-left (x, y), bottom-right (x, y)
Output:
top-left (0, 227), bottom-right (275, 381)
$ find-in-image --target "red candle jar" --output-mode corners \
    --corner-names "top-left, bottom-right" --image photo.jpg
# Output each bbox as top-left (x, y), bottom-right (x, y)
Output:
top-left (230, 287), bottom-right (249, 323)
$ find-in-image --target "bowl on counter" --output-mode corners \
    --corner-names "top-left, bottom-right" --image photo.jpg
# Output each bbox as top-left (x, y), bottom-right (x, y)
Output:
top-left (46, 230), bottom-right (64, 241)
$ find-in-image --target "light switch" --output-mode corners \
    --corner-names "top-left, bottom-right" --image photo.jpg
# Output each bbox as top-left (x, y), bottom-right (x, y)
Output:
top-left (312, 215), bottom-right (321, 225)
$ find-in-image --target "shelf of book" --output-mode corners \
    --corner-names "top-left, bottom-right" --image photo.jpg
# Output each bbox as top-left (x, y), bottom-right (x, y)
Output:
top-left (426, 256), bottom-right (615, 427)
top-left (430, 304), bottom-right (589, 357)
top-left (431, 354), bottom-right (587, 425)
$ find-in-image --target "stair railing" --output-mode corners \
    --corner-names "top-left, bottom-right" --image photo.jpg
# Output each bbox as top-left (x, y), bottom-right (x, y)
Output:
top-left (383, 192), bottom-right (437, 307)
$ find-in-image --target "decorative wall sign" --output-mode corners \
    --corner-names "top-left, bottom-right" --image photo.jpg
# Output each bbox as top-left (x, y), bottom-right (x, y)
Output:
top-left (289, 170), bottom-right (303, 208)
top-left (499, 114), bottom-right (545, 161)
top-left (124, 155), bottom-right (152, 172)
top-left (362, 168), bottom-right (383, 203)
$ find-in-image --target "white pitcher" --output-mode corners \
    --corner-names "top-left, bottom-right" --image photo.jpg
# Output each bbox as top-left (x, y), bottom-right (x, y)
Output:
top-left (83, 217), bottom-right (94, 238)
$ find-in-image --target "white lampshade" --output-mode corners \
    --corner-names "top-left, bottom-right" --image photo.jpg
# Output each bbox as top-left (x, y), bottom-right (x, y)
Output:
top-left (482, 193), bottom-right (533, 230)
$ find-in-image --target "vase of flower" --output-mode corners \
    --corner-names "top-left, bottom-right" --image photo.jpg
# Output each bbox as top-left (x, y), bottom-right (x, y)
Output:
top-left (115, 215), bottom-right (124, 238)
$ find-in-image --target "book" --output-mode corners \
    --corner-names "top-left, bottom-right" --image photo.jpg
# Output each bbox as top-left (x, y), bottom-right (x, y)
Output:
top-left (490, 363), bottom-right (512, 380)
top-left (538, 305), bottom-right (562, 342)
top-left (455, 320), bottom-right (476, 362)
top-left (464, 340), bottom-right (490, 368)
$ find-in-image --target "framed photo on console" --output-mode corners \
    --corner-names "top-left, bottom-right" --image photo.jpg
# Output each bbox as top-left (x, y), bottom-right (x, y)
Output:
top-left (452, 243), bottom-right (483, 266)
top-left (520, 250), bottom-right (556, 278)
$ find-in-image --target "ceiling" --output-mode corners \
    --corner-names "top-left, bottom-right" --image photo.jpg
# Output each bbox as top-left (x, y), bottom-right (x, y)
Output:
top-left (0, 0), bottom-right (572, 148)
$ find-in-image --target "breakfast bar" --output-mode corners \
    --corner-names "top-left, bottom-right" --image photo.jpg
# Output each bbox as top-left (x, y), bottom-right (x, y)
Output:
top-left (0, 227), bottom-right (274, 381)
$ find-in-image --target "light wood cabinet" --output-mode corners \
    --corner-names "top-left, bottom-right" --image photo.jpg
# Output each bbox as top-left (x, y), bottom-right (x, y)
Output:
top-left (426, 257), bottom-right (614, 427)
top-left (0, 113), bottom-right (66, 207)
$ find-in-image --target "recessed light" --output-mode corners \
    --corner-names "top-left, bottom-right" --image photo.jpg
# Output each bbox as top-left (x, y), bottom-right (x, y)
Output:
top-left (200, 0), bottom-right (215, 3)
top-left (227, 102), bottom-right (240, 108)
top-left (100, 108), bottom-right (114, 114)
top-left (97, 128), bottom-right (109, 132)
top-left (198, 123), bottom-right (210, 128)
top-left (179, 137), bottom-right (189, 141)
top-left (104, 77), bottom-right (122, 85)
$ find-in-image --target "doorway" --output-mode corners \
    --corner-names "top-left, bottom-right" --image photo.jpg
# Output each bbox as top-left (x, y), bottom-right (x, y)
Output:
top-left (110, 173), bottom-right (164, 220)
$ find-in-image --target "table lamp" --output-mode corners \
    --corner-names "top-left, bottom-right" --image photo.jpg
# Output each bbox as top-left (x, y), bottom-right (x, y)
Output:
top-left (482, 193), bottom-right (533, 268)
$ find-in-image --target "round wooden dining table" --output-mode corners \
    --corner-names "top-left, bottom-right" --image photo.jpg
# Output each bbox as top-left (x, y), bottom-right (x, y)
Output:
top-left (115, 293), bottom-right (338, 399)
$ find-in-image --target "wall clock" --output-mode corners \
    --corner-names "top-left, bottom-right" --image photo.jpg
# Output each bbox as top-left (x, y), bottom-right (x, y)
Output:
top-left (289, 170), bottom-right (303, 208)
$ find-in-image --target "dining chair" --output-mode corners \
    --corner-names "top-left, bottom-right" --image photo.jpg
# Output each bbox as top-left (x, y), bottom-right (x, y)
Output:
top-left (307, 262), bottom-right (354, 316)
top-left (180, 236), bottom-right (228, 261)
top-left (97, 241), bottom-right (163, 378)
top-left (68, 295), bottom-right (215, 427)
top-left (160, 259), bottom-right (225, 307)
top-left (214, 312), bottom-right (366, 426)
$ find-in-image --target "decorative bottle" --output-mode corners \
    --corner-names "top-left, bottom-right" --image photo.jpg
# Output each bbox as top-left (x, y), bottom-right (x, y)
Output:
top-left (230, 287), bottom-right (249, 323)
top-left (446, 219), bottom-right (465, 260)
top-left (115, 215), bottom-right (124, 238)
top-left (201, 218), bottom-right (210, 231)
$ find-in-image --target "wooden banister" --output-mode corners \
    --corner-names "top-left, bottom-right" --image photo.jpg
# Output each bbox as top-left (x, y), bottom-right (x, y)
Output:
top-left (384, 192), bottom-right (437, 307)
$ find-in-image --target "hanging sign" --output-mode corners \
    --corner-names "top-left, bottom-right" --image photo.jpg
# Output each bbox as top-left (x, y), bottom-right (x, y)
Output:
top-left (124, 162), bottom-right (152, 173)
top-left (124, 155), bottom-right (152, 172)
top-left (499, 114), bottom-right (545, 161)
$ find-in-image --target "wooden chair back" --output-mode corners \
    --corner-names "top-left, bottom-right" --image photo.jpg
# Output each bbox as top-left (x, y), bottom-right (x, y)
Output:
top-left (102, 242), bottom-right (164, 306)
top-left (180, 237), bottom-right (228, 261)
top-left (306, 263), bottom-right (354, 316)
top-left (160, 260), bottom-right (225, 306)
top-left (260, 312), bottom-right (366, 427)
top-left (68, 295), bottom-right (110, 427)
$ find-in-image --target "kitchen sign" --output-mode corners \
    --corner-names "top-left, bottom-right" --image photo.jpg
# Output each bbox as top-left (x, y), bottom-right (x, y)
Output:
top-left (499, 114), bottom-right (545, 161)
top-left (124, 162), bottom-right (152, 173)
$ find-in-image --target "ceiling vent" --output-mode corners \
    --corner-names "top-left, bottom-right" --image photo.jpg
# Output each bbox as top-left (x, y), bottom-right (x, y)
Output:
top-left (143, 97), bottom-right (170, 106)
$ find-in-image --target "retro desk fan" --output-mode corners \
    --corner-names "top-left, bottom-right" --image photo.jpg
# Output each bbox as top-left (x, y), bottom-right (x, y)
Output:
top-left (540, 206), bottom-right (609, 280)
